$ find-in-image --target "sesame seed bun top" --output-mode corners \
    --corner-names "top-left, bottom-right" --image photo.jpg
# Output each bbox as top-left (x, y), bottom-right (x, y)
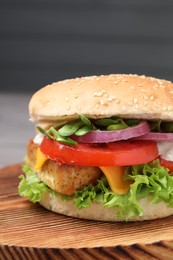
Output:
top-left (29, 74), bottom-right (173, 122)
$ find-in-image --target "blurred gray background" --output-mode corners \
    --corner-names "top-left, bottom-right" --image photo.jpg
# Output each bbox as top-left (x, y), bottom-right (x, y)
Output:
top-left (1, 0), bottom-right (173, 93)
top-left (1, 0), bottom-right (173, 167)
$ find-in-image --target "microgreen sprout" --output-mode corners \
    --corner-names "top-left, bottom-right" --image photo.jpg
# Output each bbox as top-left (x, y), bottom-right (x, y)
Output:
top-left (37, 114), bottom-right (94, 146)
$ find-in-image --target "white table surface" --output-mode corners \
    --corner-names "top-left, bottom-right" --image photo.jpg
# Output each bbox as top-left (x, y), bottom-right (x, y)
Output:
top-left (0, 92), bottom-right (34, 168)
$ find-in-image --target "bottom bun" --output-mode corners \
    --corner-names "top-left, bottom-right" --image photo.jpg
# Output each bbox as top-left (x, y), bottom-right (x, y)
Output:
top-left (39, 191), bottom-right (173, 222)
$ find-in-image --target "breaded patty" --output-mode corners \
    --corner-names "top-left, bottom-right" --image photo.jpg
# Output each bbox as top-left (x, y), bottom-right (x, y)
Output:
top-left (26, 140), bottom-right (103, 195)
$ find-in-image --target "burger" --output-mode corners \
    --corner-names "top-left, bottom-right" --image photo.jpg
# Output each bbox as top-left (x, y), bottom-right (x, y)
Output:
top-left (19, 74), bottom-right (173, 221)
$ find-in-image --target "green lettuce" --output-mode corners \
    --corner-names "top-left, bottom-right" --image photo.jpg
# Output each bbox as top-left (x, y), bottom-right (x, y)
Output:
top-left (74, 161), bottom-right (173, 219)
top-left (18, 161), bottom-right (173, 220)
top-left (18, 164), bottom-right (51, 202)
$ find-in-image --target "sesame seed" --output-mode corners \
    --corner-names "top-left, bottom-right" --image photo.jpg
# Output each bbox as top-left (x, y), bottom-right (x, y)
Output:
top-left (65, 97), bottom-right (69, 102)
top-left (114, 81), bottom-right (119, 85)
top-left (100, 100), bottom-right (108, 106)
top-left (134, 98), bottom-right (138, 104)
top-left (93, 92), bottom-right (104, 97)
top-left (107, 97), bottom-right (112, 102)
top-left (135, 104), bottom-right (139, 109)
top-left (107, 97), bottom-right (115, 102)
top-left (143, 95), bottom-right (148, 100)
top-left (103, 93), bottom-right (109, 98)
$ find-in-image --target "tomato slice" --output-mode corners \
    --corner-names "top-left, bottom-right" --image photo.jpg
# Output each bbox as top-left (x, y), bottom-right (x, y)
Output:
top-left (159, 157), bottom-right (173, 173)
top-left (40, 137), bottom-right (158, 166)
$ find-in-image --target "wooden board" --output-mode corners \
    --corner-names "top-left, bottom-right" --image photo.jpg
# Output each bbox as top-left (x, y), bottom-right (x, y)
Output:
top-left (1, 164), bottom-right (173, 259)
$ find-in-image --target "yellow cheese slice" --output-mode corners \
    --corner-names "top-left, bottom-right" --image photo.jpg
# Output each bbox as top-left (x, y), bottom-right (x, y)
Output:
top-left (35, 148), bottom-right (48, 170)
top-left (100, 166), bottom-right (131, 195)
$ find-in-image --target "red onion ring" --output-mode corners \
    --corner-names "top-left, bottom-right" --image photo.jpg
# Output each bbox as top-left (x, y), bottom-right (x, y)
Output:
top-left (72, 121), bottom-right (150, 143)
top-left (133, 132), bottom-right (173, 142)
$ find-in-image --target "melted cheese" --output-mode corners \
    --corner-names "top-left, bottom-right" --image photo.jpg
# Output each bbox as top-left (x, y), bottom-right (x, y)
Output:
top-left (100, 166), bottom-right (131, 195)
top-left (35, 148), bottom-right (48, 170)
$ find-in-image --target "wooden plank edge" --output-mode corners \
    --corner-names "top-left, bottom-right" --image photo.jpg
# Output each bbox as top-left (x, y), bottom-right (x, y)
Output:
top-left (1, 240), bottom-right (173, 260)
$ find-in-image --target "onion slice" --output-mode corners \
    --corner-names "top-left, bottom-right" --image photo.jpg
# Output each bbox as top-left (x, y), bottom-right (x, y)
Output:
top-left (72, 121), bottom-right (150, 143)
top-left (133, 132), bottom-right (173, 142)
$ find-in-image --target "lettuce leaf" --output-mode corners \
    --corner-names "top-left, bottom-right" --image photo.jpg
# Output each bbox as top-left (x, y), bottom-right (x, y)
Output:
top-left (18, 161), bottom-right (173, 220)
top-left (74, 160), bottom-right (173, 220)
top-left (18, 164), bottom-right (50, 202)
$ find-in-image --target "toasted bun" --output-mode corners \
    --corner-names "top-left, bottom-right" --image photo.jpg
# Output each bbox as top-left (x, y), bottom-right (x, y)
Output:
top-left (40, 191), bottom-right (173, 221)
top-left (29, 74), bottom-right (173, 122)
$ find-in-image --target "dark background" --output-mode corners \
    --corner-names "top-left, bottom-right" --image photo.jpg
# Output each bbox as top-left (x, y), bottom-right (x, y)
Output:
top-left (1, 0), bottom-right (173, 92)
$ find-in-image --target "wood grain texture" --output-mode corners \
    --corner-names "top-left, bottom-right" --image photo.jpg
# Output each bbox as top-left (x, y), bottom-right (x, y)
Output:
top-left (1, 164), bottom-right (173, 259)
